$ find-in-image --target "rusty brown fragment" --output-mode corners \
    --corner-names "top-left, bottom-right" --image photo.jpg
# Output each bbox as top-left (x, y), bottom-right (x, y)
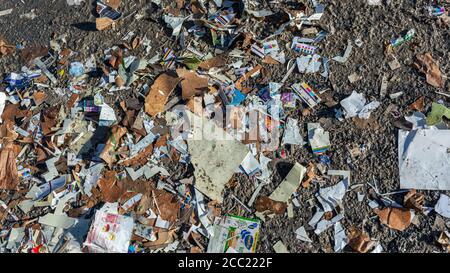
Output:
top-left (144, 73), bottom-right (181, 117)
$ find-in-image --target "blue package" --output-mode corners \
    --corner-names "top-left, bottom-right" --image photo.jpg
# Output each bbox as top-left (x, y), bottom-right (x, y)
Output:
top-left (229, 88), bottom-right (246, 105)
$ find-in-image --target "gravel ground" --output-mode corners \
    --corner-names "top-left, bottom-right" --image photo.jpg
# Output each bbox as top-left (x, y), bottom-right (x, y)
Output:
top-left (0, 0), bottom-right (449, 253)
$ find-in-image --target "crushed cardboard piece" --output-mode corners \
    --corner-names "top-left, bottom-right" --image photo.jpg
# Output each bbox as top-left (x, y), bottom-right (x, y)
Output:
top-left (96, 17), bottom-right (115, 31)
top-left (0, 143), bottom-right (19, 190)
top-left (295, 226), bottom-right (312, 243)
top-left (413, 53), bottom-right (444, 88)
top-left (374, 207), bottom-right (414, 231)
top-left (404, 189), bottom-right (424, 212)
top-left (347, 228), bottom-right (375, 253)
top-left (145, 73), bottom-right (181, 117)
top-left (100, 126), bottom-right (127, 168)
top-left (176, 68), bottom-right (209, 100)
top-left (255, 196), bottom-right (287, 215)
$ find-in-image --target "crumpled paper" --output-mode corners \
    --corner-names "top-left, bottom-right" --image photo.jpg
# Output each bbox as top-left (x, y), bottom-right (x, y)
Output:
top-left (340, 91), bottom-right (380, 119)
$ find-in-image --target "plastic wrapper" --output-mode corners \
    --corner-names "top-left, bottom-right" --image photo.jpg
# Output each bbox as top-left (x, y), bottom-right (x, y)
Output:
top-left (84, 210), bottom-right (134, 253)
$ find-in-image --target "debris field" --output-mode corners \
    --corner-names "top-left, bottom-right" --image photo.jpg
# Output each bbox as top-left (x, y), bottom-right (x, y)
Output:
top-left (0, 0), bottom-right (449, 253)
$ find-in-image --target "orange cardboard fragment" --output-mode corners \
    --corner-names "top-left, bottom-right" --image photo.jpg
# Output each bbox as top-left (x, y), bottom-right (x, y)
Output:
top-left (404, 189), bottom-right (424, 212)
top-left (348, 228), bottom-right (376, 253)
top-left (302, 163), bottom-right (316, 188)
top-left (375, 207), bottom-right (413, 231)
top-left (144, 73), bottom-right (181, 117)
top-left (176, 68), bottom-right (209, 99)
top-left (0, 38), bottom-right (14, 56)
top-left (96, 17), bottom-right (114, 31)
top-left (413, 53), bottom-right (444, 88)
top-left (97, 171), bottom-right (124, 203)
top-left (198, 55), bottom-right (227, 70)
top-left (408, 96), bottom-right (425, 112)
top-left (255, 196), bottom-right (287, 215)
top-left (262, 56), bottom-right (280, 65)
top-left (119, 144), bottom-right (153, 167)
top-left (0, 143), bottom-right (19, 190)
top-left (104, 0), bottom-right (121, 10)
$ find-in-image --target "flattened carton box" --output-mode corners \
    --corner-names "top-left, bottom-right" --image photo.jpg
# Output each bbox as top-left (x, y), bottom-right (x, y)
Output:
top-left (207, 214), bottom-right (260, 253)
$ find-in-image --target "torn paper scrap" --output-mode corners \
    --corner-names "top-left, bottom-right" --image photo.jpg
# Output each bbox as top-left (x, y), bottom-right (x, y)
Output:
top-left (0, 8), bottom-right (13, 17)
top-left (292, 82), bottom-right (321, 108)
top-left (38, 213), bottom-right (77, 229)
top-left (405, 112), bottom-right (427, 130)
top-left (398, 129), bottom-right (450, 190)
top-left (295, 226), bottom-right (312, 243)
top-left (435, 194), bottom-right (450, 218)
top-left (308, 123), bottom-right (331, 155)
top-left (194, 188), bottom-right (214, 237)
top-left (246, 9), bottom-right (274, 18)
top-left (375, 207), bottom-right (414, 231)
top-left (332, 40), bottom-right (352, 63)
top-left (273, 241), bottom-right (289, 253)
top-left (270, 162), bottom-right (306, 203)
top-left (328, 170), bottom-right (351, 185)
top-left (316, 178), bottom-right (350, 212)
top-left (315, 214), bottom-right (343, 235)
top-left (240, 152), bottom-right (261, 176)
top-left (308, 209), bottom-right (325, 227)
top-left (144, 73), bottom-right (181, 117)
top-left (163, 15), bottom-right (187, 36)
top-left (296, 54), bottom-right (321, 74)
top-left (291, 37), bottom-right (317, 55)
top-left (99, 103), bottom-right (117, 127)
top-left (6, 227), bottom-right (25, 250)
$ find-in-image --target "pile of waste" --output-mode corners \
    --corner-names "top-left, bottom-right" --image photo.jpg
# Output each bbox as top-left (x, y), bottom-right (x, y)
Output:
top-left (0, 0), bottom-right (449, 253)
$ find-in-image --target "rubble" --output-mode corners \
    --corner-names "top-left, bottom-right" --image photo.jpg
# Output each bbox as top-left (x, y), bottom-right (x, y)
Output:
top-left (0, 0), bottom-right (449, 255)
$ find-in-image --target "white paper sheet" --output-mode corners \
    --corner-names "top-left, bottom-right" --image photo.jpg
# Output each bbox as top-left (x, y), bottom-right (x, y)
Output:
top-left (435, 194), bottom-right (450, 218)
top-left (399, 129), bottom-right (450, 190)
top-left (295, 226), bottom-right (313, 243)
